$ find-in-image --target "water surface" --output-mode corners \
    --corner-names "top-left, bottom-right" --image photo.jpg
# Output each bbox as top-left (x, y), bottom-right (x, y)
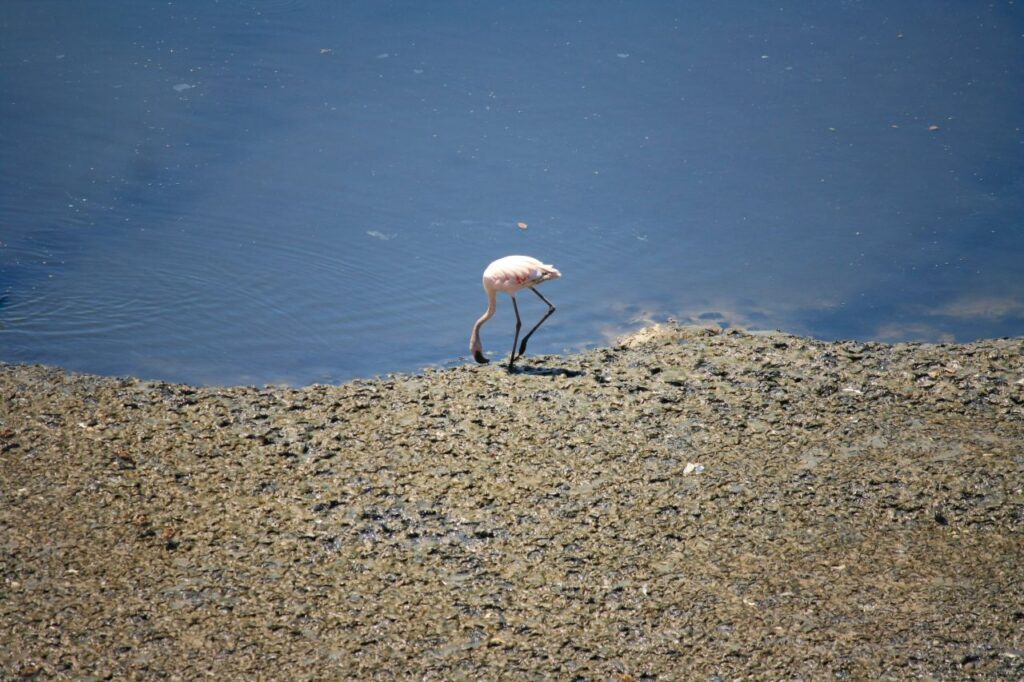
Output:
top-left (2, 1), bottom-right (1022, 385)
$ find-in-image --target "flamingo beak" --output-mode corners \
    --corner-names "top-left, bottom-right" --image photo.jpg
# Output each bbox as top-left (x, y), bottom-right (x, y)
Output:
top-left (473, 350), bottom-right (490, 364)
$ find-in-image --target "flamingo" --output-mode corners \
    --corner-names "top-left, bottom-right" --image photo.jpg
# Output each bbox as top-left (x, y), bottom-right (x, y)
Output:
top-left (470, 255), bottom-right (561, 370)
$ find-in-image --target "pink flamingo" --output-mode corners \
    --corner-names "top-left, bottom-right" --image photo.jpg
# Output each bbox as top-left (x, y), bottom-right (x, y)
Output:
top-left (470, 255), bottom-right (561, 370)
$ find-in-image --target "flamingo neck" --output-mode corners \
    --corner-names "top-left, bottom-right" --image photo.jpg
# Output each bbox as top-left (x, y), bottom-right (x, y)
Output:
top-left (470, 287), bottom-right (497, 355)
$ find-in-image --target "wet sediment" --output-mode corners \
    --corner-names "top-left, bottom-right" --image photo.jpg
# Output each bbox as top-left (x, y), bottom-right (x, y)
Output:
top-left (1, 325), bottom-right (1022, 679)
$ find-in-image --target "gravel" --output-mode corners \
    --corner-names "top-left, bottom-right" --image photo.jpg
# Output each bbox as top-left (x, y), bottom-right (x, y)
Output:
top-left (1, 324), bottom-right (1022, 679)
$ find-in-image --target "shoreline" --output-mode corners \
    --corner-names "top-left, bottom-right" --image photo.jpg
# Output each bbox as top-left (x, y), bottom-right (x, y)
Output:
top-left (2, 324), bottom-right (1022, 678)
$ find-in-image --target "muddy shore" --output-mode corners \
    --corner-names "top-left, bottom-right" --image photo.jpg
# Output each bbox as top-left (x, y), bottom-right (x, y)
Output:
top-left (1, 325), bottom-right (1022, 679)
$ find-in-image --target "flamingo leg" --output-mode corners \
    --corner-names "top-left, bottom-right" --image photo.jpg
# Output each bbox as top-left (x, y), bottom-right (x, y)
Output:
top-left (509, 295), bottom-right (523, 371)
top-left (517, 287), bottom-right (556, 358)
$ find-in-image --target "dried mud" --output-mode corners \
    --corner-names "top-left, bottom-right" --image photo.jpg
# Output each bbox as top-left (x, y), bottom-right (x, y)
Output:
top-left (1, 325), bottom-right (1022, 679)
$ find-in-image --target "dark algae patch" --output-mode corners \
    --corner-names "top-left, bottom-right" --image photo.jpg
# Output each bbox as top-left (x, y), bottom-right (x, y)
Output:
top-left (1, 325), bottom-right (1022, 678)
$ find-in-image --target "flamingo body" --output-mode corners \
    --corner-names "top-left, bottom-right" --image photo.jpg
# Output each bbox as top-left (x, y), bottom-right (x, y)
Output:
top-left (470, 255), bottom-right (561, 369)
top-left (483, 255), bottom-right (561, 293)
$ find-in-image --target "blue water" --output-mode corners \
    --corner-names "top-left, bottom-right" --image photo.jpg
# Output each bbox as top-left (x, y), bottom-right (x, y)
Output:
top-left (2, 1), bottom-right (1022, 385)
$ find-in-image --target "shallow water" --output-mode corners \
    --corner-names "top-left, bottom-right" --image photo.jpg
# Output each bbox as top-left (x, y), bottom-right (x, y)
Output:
top-left (2, 1), bottom-right (1022, 385)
